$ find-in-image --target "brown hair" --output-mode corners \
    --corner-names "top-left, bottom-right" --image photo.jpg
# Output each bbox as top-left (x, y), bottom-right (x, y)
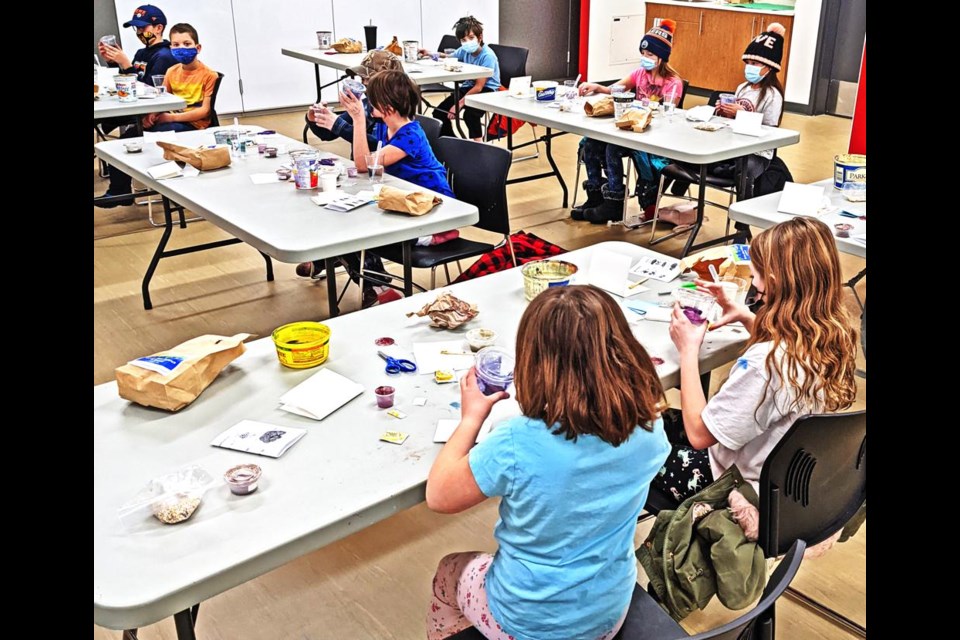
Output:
top-left (748, 217), bottom-right (858, 413)
top-left (454, 15), bottom-right (484, 44)
top-left (169, 23), bottom-right (200, 44)
top-left (514, 285), bottom-right (665, 446)
top-left (657, 61), bottom-right (680, 81)
top-left (365, 69), bottom-right (421, 119)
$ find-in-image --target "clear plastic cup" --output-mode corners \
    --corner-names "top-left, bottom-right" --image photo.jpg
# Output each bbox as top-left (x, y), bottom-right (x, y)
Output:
top-left (100, 34), bottom-right (118, 48)
top-left (673, 288), bottom-right (717, 326)
top-left (375, 385), bottom-right (396, 408)
top-left (719, 93), bottom-right (736, 106)
top-left (475, 347), bottom-right (515, 396)
top-left (563, 79), bottom-right (577, 101)
top-left (152, 74), bottom-right (166, 94)
top-left (364, 153), bottom-right (384, 183)
top-left (444, 48), bottom-right (457, 57)
top-left (720, 275), bottom-right (748, 306)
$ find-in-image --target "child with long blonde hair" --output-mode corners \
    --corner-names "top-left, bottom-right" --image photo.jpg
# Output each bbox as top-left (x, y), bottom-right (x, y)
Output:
top-left (655, 217), bottom-right (859, 502)
top-left (426, 285), bottom-right (670, 640)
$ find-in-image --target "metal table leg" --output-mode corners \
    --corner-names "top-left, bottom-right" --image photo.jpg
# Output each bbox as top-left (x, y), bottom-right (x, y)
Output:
top-left (402, 241), bottom-right (414, 297)
top-left (325, 257), bottom-right (340, 317)
top-left (503, 124), bottom-right (569, 208)
top-left (452, 81), bottom-right (468, 138)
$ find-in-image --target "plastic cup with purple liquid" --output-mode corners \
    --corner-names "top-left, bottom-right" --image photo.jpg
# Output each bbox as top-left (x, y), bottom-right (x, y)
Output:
top-left (474, 347), bottom-right (515, 396)
top-left (673, 288), bottom-right (717, 326)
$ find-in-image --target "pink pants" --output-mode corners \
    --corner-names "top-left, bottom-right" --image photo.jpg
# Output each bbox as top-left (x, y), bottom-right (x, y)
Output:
top-left (426, 551), bottom-right (628, 640)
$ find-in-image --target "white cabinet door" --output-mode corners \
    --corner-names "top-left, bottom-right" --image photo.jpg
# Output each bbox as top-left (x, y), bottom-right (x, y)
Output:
top-left (114, 0), bottom-right (244, 114)
top-left (419, 0), bottom-right (499, 51)
top-left (332, 0), bottom-right (422, 50)
top-left (232, 0), bottom-right (340, 111)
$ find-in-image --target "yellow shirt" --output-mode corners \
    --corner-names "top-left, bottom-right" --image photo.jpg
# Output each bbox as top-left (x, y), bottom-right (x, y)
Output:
top-left (163, 60), bottom-right (218, 129)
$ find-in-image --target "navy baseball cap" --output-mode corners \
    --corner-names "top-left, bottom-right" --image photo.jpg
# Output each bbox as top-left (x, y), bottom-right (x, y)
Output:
top-left (123, 5), bottom-right (167, 28)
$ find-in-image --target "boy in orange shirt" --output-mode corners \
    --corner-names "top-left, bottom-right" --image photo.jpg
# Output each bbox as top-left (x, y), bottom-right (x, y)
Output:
top-left (101, 23), bottom-right (218, 205)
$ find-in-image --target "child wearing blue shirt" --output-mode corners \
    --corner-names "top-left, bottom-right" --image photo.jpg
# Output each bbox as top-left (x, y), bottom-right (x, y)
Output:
top-left (432, 16), bottom-right (501, 141)
top-left (425, 285), bottom-right (671, 640)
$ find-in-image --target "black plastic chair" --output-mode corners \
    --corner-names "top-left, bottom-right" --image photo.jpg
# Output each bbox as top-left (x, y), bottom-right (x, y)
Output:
top-left (368, 137), bottom-right (515, 291)
top-left (487, 43), bottom-right (539, 155)
top-left (415, 113), bottom-right (443, 156)
top-left (208, 71), bottom-right (225, 128)
top-left (419, 35), bottom-right (462, 112)
top-left (445, 540), bottom-right (805, 640)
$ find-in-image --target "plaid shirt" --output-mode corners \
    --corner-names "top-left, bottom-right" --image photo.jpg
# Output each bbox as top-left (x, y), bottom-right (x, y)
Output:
top-left (453, 231), bottom-right (567, 283)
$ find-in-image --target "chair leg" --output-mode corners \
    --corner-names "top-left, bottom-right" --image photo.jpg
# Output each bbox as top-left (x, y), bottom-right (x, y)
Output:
top-left (572, 146), bottom-right (583, 207)
top-left (443, 263), bottom-right (452, 285)
top-left (649, 172), bottom-right (668, 243)
top-left (506, 235), bottom-right (518, 267)
top-left (725, 189), bottom-right (734, 237)
top-left (358, 249), bottom-right (366, 307)
top-left (456, 260), bottom-right (463, 276)
top-left (430, 266), bottom-right (437, 290)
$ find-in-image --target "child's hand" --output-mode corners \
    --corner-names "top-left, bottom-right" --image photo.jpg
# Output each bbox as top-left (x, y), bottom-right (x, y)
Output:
top-left (339, 90), bottom-right (365, 122)
top-left (669, 302), bottom-right (708, 357)
top-left (717, 103), bottom-right (743, 118)
top-left (142, 112), bottom-right (159, 128)
top-left (459, 367), bottom-right (508, 426)
top-left (578, 82), bottom-right (598, 96)
top-left (99, 43), bottom-right (131, 70)
top-left (694, 279), bottom-right (749, 329)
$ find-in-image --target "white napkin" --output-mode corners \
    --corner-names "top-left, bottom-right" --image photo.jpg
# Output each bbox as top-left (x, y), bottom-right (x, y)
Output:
top-left (685, 105), bottom-right (716, 122)
top-left (279, 368), bottom-right (364, 421)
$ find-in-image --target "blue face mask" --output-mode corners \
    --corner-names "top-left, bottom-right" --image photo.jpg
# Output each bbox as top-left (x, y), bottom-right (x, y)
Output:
top-left (460, 39), bottom-right (480, 54)
top-left (744, 64), bottom-right (765, 84)
top-left (639, 56), bottom-right (657, 71)
top-left (171, 47), bottom-right (198, 65)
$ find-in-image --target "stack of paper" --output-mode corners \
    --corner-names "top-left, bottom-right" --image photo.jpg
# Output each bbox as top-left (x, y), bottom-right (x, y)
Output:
top-left (210, 420), bottom-right (307, 458)
top-left (279, 368), bottom-right (364, 420)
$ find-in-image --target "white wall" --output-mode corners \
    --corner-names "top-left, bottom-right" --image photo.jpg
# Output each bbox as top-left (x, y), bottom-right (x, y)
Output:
top-left (783, 0), bottom-right (821, 105)
top-left (587, 0), bottom-right (646, 84)
top-left (420, 1), bottom-right (499, 52)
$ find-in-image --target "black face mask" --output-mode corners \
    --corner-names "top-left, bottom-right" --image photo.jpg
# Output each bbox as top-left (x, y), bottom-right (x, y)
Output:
top-left (137, 30), bottom-right (157, 46)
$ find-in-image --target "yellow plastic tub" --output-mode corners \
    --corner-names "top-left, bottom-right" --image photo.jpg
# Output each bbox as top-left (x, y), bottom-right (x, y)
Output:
top-left (272, 321), bottom-right (330, 369)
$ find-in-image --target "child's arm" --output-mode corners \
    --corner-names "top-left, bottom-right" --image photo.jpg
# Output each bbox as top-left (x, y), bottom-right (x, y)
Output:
top-left (426, 368), bottom-right (508, 514)
top-left (669, 303), bottom-right (717, 450)
top-left (578, 73), bottom-right (635, 96)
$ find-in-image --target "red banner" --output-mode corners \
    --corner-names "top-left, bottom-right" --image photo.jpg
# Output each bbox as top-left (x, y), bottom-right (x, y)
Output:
top-left (848, 42), bottom-right (865, 154)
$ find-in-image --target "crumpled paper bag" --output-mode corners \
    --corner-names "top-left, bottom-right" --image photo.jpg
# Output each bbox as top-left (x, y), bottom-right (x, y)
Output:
top-left (406, 293), bottom-right (478, 329)
top-left (615, 108), bottom-right (653, 132)
top-left (584, 96), bottom-right (614, 117)
top-left (115, 333), bottom-right (251, 411)
top-left (156, 141), bottom-right (231, 171)
top-left (384, 36), bottom-right (403, 56)
top-left (332, 38), bottom-right (362, 53)
top-left (377, 185), bottom-right (442, 216)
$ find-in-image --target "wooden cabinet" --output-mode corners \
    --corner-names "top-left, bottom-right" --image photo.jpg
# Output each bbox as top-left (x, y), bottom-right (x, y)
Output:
top-left (645, 4), bottom-right (793, 94)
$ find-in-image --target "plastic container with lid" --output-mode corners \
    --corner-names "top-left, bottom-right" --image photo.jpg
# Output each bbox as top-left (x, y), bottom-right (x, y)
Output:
top-left (475, 346), bottom-right (515, 395)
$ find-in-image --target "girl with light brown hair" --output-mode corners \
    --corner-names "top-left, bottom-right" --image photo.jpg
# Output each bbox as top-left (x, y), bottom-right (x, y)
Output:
top-left (425, 285), bottom-right (670, 640)
top-left (655, 217), bottom-right (859, 503)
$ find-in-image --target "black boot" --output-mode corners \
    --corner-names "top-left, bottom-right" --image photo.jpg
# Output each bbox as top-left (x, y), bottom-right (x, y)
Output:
top-left (584, 186), bottom-right (625, 225)
top-left (571, 184), bottom-right (603, 221)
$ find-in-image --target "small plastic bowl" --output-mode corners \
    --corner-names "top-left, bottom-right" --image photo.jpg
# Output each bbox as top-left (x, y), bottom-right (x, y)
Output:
top-left (466, 328), bottom-right (497, 352)
top-left (521, 260), bottom-right (579, 301)
top-left (124, 141), bottom-right (143, 153)
top-left (224, 464), bottom-right (262, 495)
top-left (673, 288), bottom-right (716, 326)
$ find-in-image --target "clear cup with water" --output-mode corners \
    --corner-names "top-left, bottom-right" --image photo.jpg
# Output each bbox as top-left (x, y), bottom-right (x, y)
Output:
top-left (563, 79), bottom-right (577, 102)
top-left (443, 48), bottom-right (457, 57)
top-left (364, 153), bottom-right (384, 184)
top-left (152, 74), bottom-right (167, 94)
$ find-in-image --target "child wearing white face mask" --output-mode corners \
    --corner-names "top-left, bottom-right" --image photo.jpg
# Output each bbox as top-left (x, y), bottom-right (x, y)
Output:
top-left (431, 16), bottom-right (501, 141)
top-left (575, 20), bottom-right (684, 224)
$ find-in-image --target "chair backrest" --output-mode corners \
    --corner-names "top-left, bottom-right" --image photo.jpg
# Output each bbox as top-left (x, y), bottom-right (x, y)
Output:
top-left (676, 79), bottom-right (691, 109)
top-left (414, 114), bottom-right (443, 156)
top-left (438, 34), bottom-right (460, 52)
top-left (488, 43), bottom-right (528, 89)
top-left (759, 411), bottom-right (867, 558)
top-left (687, 540), bottom-right (805, 640)
top-left (209, 71), bottom-right (225, 128)
top-left (434, 136), bottom-right (512, 236)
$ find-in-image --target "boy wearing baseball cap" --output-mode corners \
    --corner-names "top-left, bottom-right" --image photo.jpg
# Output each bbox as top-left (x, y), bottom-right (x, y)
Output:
top-left (98, 4), bottom-right (175, 85)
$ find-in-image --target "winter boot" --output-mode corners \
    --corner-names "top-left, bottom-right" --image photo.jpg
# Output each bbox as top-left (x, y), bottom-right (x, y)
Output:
top-left (584, 185), bottom-right (625, 225)
top-left (571, 183), bottom-right (604, 221)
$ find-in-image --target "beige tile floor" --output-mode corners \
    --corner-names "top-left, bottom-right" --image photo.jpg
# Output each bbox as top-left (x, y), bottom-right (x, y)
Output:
top-left (94, 95), bottom-right (866, 639)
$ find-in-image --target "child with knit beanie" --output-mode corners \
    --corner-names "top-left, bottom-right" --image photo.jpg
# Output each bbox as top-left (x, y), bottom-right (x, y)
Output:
top-left (575, 20), bottom-right (685, 225)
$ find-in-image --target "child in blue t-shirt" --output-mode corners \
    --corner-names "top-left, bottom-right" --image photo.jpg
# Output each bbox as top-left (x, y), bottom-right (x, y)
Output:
top-left (431, 16), bottom-right (501, 141)
top-left (329, 69), bottom-right (456, 307)
top-left (425, 285), bottom-right (671, 640)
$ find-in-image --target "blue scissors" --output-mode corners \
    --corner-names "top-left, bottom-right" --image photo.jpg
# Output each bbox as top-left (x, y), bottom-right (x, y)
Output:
top-left (378, 350), bottom-right (417, 374)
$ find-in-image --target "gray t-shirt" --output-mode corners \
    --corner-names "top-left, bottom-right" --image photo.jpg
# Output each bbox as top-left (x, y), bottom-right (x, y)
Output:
top-left (702, 341), bottom-right (819, 492)
top-left (734, 82), bottom-right (784, 159)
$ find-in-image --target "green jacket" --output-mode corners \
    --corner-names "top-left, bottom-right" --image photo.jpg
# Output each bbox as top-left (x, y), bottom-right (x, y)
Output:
top-left (636, 466), bottom-right (767, 621)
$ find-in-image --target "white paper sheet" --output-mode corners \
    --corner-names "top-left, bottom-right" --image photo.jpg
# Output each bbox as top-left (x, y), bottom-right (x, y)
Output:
top-left (777, 182), bottom-right (826, 217)
top-left (412, 341), bottom-right (474, 375)
top-left (210, 420), bottom-right (307, 458)
top-left (732, 110), bottom-right (764, 136)
top-left (143, 130), bottom-right (178, 142)
top-left (278, 368), bottom-right (364, 421)
top-left (586, 250), bottom-right (633, 298)
top-left (250, 173), bottom-right (280, 185)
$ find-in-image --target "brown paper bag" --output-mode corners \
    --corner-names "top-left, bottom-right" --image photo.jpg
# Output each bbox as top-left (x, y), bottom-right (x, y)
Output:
top-left (331, 38), bottom-right (362, 53)
top-left (584, 96), bottom-right (614, 117)
top-left (116, 333), bottom-right (252, 411)
top-left (377, 185), bottom-right (442, 216)
top-left (615, 108), bottom-right (653, 131)
top-left (384, 36), bottom-right (403, 56)
top-left (156, 141), bottom-right (231, 171)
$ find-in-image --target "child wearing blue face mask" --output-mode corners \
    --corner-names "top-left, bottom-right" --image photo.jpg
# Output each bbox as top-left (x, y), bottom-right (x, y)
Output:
top-left (431, 16), bottom-right (501, 141)
top-left (575, 21), bottom-right (684, 224)
top-left (101, 22), bottom-right (219, 203)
